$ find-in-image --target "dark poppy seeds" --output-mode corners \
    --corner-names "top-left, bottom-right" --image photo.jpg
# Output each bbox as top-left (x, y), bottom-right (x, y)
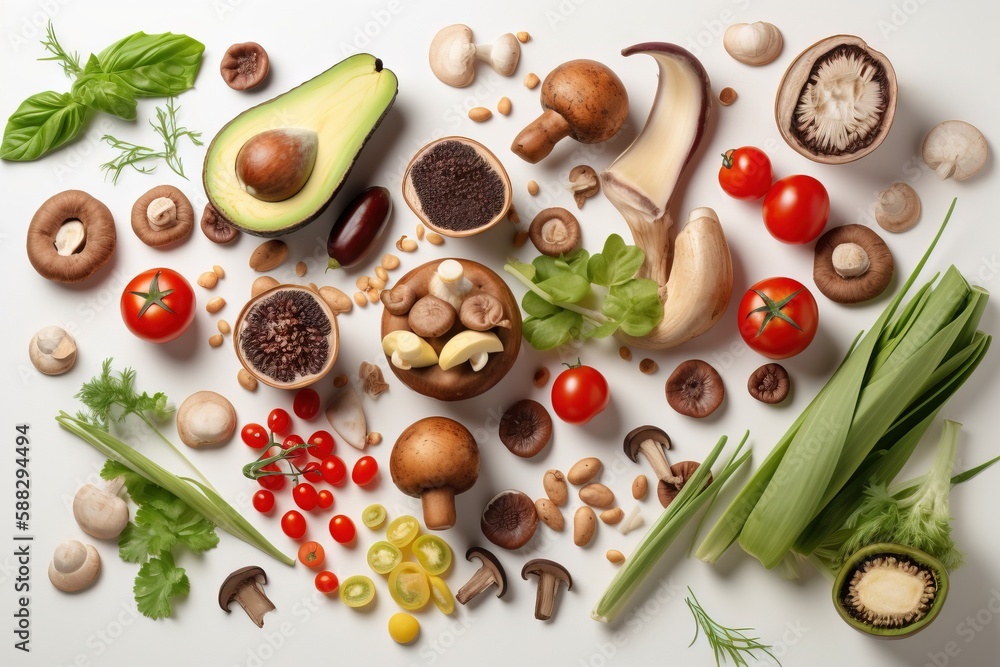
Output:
top-left (409, 140), bottom-right (506, 232)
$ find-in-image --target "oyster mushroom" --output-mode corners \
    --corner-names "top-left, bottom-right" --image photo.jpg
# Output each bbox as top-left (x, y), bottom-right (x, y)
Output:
top-left (219, 566), bottom-right (275, 627)
top-left (428, 25), bottom-right (520, 88)
top-left (481, 490), bottom-right (537, 549)
top-left (380, 283), bottom-right (418, 316)
top-left (27, 190), bottom-right (116, 283)
top-left (665, 360), bottom-right (724, 418)
top-left (131, 185), bottom-right (194, 247)
top-left (776, 35), bottom-right (897, 164)
top-left (408, 295), bottom-right (456, 338)
top-left (814, 225), bottom-right (894, 304)
top-left (747, 363), bottom-right (791, 404)
top-left (459, 293), bottom-right (511, 331)
top-left (220, 42), bottom-right (270, 91)
top-left (48, 540), bottom-right (100, 593)
top-left (28, 325), bottom-right (77, 375)
top-left (176, 390), bottom-right (237, 448)
top-left (498, 399), bottom-right (552, 458)
top-left (723, 22), bottom-right (783, 66)
top-left (875, 183), bottom-right (921, 233)
top-left (528, 207), bottom-right (581, 256)
top-left (921, 120), bottom-right (988, 181)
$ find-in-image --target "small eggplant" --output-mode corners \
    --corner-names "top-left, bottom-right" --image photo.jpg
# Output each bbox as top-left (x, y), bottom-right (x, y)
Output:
top-left (326, 186), bottom-right (392, 270)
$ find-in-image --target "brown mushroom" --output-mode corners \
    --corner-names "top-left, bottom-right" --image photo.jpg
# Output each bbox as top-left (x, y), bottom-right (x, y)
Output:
top-left (511, 59), bottom-right (628, 163)
top-left (528, 207), bottom-right (582, 256)
top-left (623, 425), bottom-right (682, 485)
top-left (748, 363), bottom-right (791, 404)
top-left (390, 416), bottom-right (480, 530)
top-left (665, 360), bottom-right (724, 418)
top-left (201, 203), bottom-right (240, 244)
top-left (814, 224), bottom-right (894, 304)
top-left (521, 559), bottom-right (572, 621)
top-left (657, 461), bottom-right (711, 508)
top-left (875, 183), bottom-right (921, 233)
top-left (455, 546), bottom-right (507, 605)
top-left (27, 190), bottom-right (116, 283)
top-left (459, 293), bottom-right (511, 330)
top-left (219, 566), bottom-right (275, 627)
top-left (568, 165), bottom-right (600, 208)
top-left (481, 490), bottom-right (538, 549)
top-left (220, 42), bottom-right (270, 91)
top-left (408, 295), bottom-right (456, 338)
top-left (498, 399), bottom-right (552, 458)
top-left (380, 283), bottom-right (418, 316)
top-left (131, 185), bottom-right (194, 248)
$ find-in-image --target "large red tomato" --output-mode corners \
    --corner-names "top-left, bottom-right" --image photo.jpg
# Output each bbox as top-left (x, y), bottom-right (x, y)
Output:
top-left (120, 268), bottom-right (195, 343)
top-left (761, 175), bottom-right (830, 244)
top-left (738, 277), bottom-right (819, 359)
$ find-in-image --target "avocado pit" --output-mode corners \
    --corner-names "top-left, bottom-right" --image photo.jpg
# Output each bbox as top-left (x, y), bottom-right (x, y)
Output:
top-left (236, 128), bottom-right (318, 202)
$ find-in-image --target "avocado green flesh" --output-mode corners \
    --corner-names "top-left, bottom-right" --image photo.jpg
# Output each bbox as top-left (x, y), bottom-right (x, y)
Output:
top-left (204, 54), bottom-right (397, 235)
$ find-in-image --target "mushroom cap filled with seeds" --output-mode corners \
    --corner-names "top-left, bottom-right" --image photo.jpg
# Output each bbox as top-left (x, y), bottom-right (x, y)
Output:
top-left (234, 284), bottom-right (338, 389)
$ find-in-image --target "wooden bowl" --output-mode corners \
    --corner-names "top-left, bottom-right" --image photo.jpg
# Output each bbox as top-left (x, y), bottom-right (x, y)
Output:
top-left (402, 136), bottom-right (512, 238)
top-left (380, 259), bottom-right (521, 400)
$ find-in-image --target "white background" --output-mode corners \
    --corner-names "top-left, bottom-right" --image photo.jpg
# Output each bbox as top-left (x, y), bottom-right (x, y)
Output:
top-left (2, 0), bottom-right (999, 665)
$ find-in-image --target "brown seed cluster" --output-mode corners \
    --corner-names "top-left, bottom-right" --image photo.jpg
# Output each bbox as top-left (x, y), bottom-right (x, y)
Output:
top-left (239, 290), bottom-right (332, 383)
top-left (409, 140), bottom-right (506, 232)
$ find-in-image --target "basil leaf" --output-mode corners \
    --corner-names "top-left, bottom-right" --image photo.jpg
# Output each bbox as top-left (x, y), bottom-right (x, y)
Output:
top-left (522, 291), bottom-right (561, 318)
top-left (72, 56), bottom-right (138, 119)
top-left (93, 32), bottom-right (205, 97)
top-left (0, 91), bottom-right (87, 161)
top-left (589, 234), bottom-right (645, 287)
top-left (522, 311), bottom-right (582, 350)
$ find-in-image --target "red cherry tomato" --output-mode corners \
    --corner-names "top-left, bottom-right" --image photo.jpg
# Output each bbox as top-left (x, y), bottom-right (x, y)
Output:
top-left (315, 570), bottom-right (339, 594)
top-left (718, 146), bottom-right (773, 200)
top-left (316, 489), bottom-right (334, 509)
top-left (301, 461), bottom-right (323, 484)
top-left (293, 388), bottom-right (321, 420)
top-left (320, 456), bottom-right (347, 486)
top-left (257, 463), bottom-right (286, 491)
top-left (352, 456), bottom-right (379, 486)
top-left (252, 489), bottom-right (275, 513)
top-left (761, 175), bottom-right (830, 244)
top-left (292, 483), bottom-right (319, 511)
top-left (241, 423), bottom-right (270, 449)
top-left (329, 515), bottom-right (356, 544)
top-left (738, 277), bottom-right (819, 359)
top-left (298, 541), bottom-right (326, 569)
top-left (282, 434), bottom-right (307, 467)
top-left (281, 510), bottom-right (307, 539)
top-left (267, 408), bottom-right (292, 436)
top-left (551, 363), bottom-right (610, 425)
top-left (120, 268), bottom-right (196, 343)
top-left (307, 430), bottom-right (336, 459)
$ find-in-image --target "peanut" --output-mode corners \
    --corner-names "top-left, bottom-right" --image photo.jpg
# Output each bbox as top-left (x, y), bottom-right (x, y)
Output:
top-left (579, 483), bottom-right (615, 508)
top-left (600, 508), bottom-right (625, 525)
top-left (365, 286), bottom-right (380, 304)
top-left (426, 232), bottom-right (444, 246)
top-left (295, 261), bottom-right (307, 277)
top-left (381, 253), bottom-right (400, 270)
top-left (197, 271), bottom-right (219, 289)
top-left (468, 106), bottom-right (492, 122)
top-left (497, 97), bottom-right (512, 115)
top-left (208, 334), bottom-right (224, 348)
top-left (567, 457), bottom-right (602, 485)
top-left (217, 319), bottom-right (231, 335)
top-left (356, 276), bottom-right (370, 291)
top-left (415, 223), bottom-right (425, 241)
top-left (396, 235), bottom-right (418, 253)
top-left (375, 266), bottom-right (389, 282)
top-left (237, 368), bottom-right (257, 391)
top-left (632, 475), bottom-right (648, 500)
top-left (606, 549), bottom-right (626, 564)
top-left (535, 498), bottom-right (564, 531)
top-left (542, 469), bottom-right (568, 506)
top-left (213, 265), bottom-right (226, 279)
top-left (527, 180), bottom-right (540, 196)
top-left (516, 31), bottom-right (530, 43)
top-left (206, 297), bottom-right (226, 313)
top-left (369, 276), bottom-right (386, 291)
top-left (524, 72), bottom-right (540, 89)
top-left (353, 291), bottom-right (368, 307)
top-left (574, 507), bottom-right (597, 547)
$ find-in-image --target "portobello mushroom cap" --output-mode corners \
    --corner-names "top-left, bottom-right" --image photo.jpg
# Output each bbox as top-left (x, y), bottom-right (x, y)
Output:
top-left (131, 185), bottom-right (194, 247)
top-left (27, 190), bottom-right (116, 283)
top-left (814, 224), bottom-right (894, 304)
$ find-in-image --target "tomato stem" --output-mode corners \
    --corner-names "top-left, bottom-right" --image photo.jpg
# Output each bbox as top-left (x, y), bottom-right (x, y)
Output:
top-left (747, 288), bottom-right (805, 336)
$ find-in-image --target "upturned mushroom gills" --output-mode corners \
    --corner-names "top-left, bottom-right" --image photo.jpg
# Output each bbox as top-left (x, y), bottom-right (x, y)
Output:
top-left (623, 425), bottom-right (682, 485)
top-left (665, 359), bottom-right (725, 418)
top-left (521, 559), bottom-right (572, 621)
top-left (48, 540), bottom-right (100, 593)
top-left (428, 25), bottom-right (520, 88)
top-left (814, 224), bottom-right (894, 304)
top-left (27, 190), bottom-right (116, 283)
top-left (201, 203), bottom-right (240, 244)
top-left (656, 461), bottom-right (711, 508)
top-left (221, 42), bottom-right (270, 91)
top-left (921, 120), bottom-right (988, 181)
top-left (875, 182), bottom-right (921, 233)
top-left (390, 417), bottom-right (480, 530)
top-left (747, 363), bottom-right (791, 404)
top-left (601, 44), bottom-right (731, 350)
top-left (528, 207), bottom-right (581, 256)
top-left (219, 566), bottom-right (275, 628)
top-left (456, 546), bottom-right (507, 605)
top-left (28, 325), bottom-right (77, 375)
top-left (131, 185), bottom-right (194, 248)
top-left (73, 477), bottom-right (129, 540)
top-left (481, 490), bottom-right (538, 549)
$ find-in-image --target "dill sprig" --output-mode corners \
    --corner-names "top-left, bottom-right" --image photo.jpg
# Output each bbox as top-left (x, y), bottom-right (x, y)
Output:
top-left (38, 20), bottom-right (83, 78)
top-left (100, 97), bottom-right (203, 184)
top-left (686, 587), bottom-right (780, 667)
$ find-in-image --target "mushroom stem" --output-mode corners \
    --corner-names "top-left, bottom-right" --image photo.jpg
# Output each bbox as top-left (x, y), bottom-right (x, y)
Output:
top-left (831, 243), bottom-right (871, 278)
top-left (533, 572), bottom-right (561, 621)
top-left (233, 579), bottom-right (276, 628)
top-left (933, 158), bottom-right (957, 181)
top-left (878, 187), bottom-right (906, 215)
top-left (455, 566), bottom-right (496, 604)
top-left (513, 111), bottom-right (573, 164)
top-left (639, 438), bottom-right (682, 485)
top-left (421, 487), bottom-right (457, 530)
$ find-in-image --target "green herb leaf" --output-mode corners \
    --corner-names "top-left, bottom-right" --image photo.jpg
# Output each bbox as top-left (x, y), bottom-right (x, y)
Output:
top-left (92, 32), bottom-right (205, 98)
top-left (0, 91), bottom-right (87, 161)
top-left (604, 279), bottom-right (664, 337)
top-left (588, 234), bottom-right (644, 287)
top-left (101, 459), bottom-right (153, 500)
top-left (134, 552), bottom-right (190, 619)
top-left (38, 21), bottom-right (82, 78)
top-left (522, 310), bottom-right (582, 350)
top-left (522, 291), bottom-right (561, 319)
top-left (100, 98), bottom-right (201, 184)
top-left (71, 55), bottom-right (138, 119)
top-left (535, 273), bottom-right (591, 303)
top-left (119, 491), bottom-right (218, 563)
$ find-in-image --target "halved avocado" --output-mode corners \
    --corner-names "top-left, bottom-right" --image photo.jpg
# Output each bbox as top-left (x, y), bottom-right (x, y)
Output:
top-left (833, 543), bottom-right (948, 639)
top-left (204, 54), bottom-right (398, 236)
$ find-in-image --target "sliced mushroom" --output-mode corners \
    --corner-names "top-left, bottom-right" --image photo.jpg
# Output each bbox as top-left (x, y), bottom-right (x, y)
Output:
top-left (921, 120), bottom-right (988, 181)
top-left (459, 293), bottom-right (511, 330)
top-left (456, 546), bottom-right (507, 605)
top-left (665, 360), bottom-right (724, 418)
top-left (657, 461), bottom-right (711, 508)
top-left (568, 165), bottom-right (600, 208)
top-left (748, 363), bottom-right (791, 404)
top-left (521, 559), bottom-right (572, 621)
top-left (219, 566), bottom-right (275, 627)
top-left (27, 190), bottom-right (116, 283)
top-left (498, 399), bottom-right (552, 458)
top-left (875, 183), bottom-right (921, 233)
top-left (481, 490), bottom-right (537, 549)
top-left (380, 283), bottom-right (418, 316)
top-left (814, 225), bottom-right (894, 304)
top-left (529, 207), bottom-right (582, 256)
top-left (623, 425), bottom-right (681, 485)
top-left (201, 203), bottom-right (240, 244)
top-left (131, 185), bottom-right (194, 247)
top-left (28, 325), bottom-right (77, 375)
top-left (408, 294), bottom-right (456, 338)
top-left (220, 42), bottom-right (270, 91)
top-left (48, 540), bottom-right (100, 592)
top-left (176, 390), bottom-right (237, 448)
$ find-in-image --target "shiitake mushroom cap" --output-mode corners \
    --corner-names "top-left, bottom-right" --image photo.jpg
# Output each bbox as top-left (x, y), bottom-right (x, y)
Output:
top-left (814, 224), bottom-right (894, 304)
top-left (27, 190), bottom-right (116, 283)
top-left (747, 363), bottom-right (791, 404)
top-left (499, 399), bottom-right (552, 458)
top-left (481, 490), bottom-right (538, 550)
top-left (665, 359), bottom-right (724, 418)
top-left (201, 203), bottom-right (240, 244)
top-left (220, 42), bottom-right (270, 91)
top-left (131, 185), bottom-right (194, 248)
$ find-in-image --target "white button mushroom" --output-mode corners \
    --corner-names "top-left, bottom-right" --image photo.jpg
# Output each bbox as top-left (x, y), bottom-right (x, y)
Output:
top-left (921, 120), bottom-right (988, 181)
top-left (175, 390), bottom-right (237, 448)
top-left (48, 540), bottom-right (101, 592)
top-left (428, 24), bottom-right (521, 88)
top-left (428, 259), bottom-right (473, 311)
top-left (73, 478), bottom-right (129, 540)
top-left (28, 325), bottom-right (77, 375)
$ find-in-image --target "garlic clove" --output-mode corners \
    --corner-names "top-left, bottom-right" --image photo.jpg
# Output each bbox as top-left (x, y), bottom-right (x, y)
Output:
top-left (723, 22), bottom-right (783, 66)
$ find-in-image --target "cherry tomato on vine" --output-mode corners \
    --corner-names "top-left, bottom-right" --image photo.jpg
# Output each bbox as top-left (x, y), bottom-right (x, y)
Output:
top-left (307, 430), bottom-right (336, 459)
top-left (120, 268), bottom-right (196, 344)
top-left (762, 175), bottom-right (830, 244)
top-left (267, 408), bottom-right (292, 436)
top-left (718, 146), bottom-right (773, 200)
top-left (257, 463), bottom-right (286, 491)
top-left (352, 456), bottom-right (379, 486)
top-left (738, 277), bottom-right (819, 359)
top-left (298, 541), bottom-right (326, 569)
top-left (320, 456), bottom-right (347, 486)
top-left (252, 489), bottom-right (275, 513)
top-left (316, 489), bottom-right (334, 510)
top-left (315, 570), bottom-right (339, 595)
top-left (282, 434), bottom-right (307, 467)
top-left (301, 461), bottom-right (323, 484)
top-left (551, 363), bottom-right (610, 425)
top-left (292, 483), bottom-right (319, 511)
top-left (241, 423), bottom-right (270, 449)
top-left (293, 388), bottom-right (321, 420)
top-left (281, 510), bottom-right (307, 539)
top-left (329, 515), bottom-right (356, 544)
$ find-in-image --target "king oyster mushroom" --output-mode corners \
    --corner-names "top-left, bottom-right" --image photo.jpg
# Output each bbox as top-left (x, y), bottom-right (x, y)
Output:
top-left (776, 35), bottom-right (897, 164)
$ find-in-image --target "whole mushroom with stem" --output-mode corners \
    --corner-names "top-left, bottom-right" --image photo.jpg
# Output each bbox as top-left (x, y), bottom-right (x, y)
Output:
top-left (29, 325), bottom-right (77, 375)
top-left (48, 540), bottom-right (101, 592)
top-left (521, 559), bottom-right (572, 621)
top-left (456, 546), bottom-right (507, 605)
top-left (875, 182), bottom-right (921, 233)
top-left (219, 566), bottom-right (276, 627)
top-left (921, 120), bottom-right (988, 181)
top-left (73, 477), bottom-right (129, 539)
top-left (623, 425), bottom-right (682, 485)
top-left (428, 24), bottom-right (520, 88)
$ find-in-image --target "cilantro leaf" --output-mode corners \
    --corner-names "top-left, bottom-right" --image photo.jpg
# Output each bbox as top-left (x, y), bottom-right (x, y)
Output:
top-left (118, 509), bottom-right (176, 562)
top-left (101, 459), bottom-right (153, 500)
top-left (118, 486), bottom-right (219, 561)
top-left (134, 552), bottom-right (189, 619)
